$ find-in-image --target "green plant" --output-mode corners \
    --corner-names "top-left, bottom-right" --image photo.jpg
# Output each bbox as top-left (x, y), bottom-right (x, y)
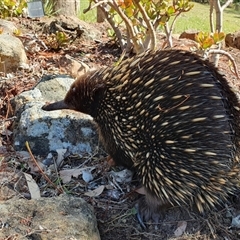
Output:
top-left (43, 0), bottom-right (60, 16)
top-left (13, 28), bottom-right (22, 36)
top-left (194, 31), bottom-right (238, 77)
top-left (45, 31), bottom-right (70, 50)
top-left (195, 31), bottom-right (225, 50)
top-left (84, 0), bottom-right (194, 53)
top-left (0, 0), bottom-right (27, 18)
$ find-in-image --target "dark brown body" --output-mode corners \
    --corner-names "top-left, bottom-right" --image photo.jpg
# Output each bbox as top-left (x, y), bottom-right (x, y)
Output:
top-left (43, 50), bottom-right (240, 220)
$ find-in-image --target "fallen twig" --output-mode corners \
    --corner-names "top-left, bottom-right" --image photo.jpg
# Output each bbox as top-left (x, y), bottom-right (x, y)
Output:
top-left (25, 141), bottom-right (63, 194)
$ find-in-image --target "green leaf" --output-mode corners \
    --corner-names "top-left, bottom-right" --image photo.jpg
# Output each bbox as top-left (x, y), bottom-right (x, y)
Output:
top-left (202, 37), bottom-right (214, 49)
top-left (160, 14), bottom-right (170, 25)
top-left (125, 6), bottom-right (133, 17)
top-left (213, 32), bottom-right (225, 43)
top-left (167, 6), bottom-right (175, 15)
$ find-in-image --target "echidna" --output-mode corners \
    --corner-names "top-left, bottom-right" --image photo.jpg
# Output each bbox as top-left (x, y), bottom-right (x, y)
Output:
top-left (42, 49), bottom-right (240, 222)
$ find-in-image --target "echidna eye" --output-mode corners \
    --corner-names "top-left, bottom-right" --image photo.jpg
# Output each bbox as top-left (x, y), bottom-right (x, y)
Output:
top-left (72, 87), bottom-right (76, 92)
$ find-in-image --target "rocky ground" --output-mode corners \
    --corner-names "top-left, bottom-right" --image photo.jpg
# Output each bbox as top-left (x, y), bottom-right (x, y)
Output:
top-left (1, 16), bottom-right (240, 240)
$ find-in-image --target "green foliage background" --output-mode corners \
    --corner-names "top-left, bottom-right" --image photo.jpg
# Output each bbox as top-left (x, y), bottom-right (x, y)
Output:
top-left (79, 1), bottom-right (240, 34)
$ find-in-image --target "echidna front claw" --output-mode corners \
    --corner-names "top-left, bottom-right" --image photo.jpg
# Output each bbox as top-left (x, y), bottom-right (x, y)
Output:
top-left (136, 204), bottom-right (147, 229)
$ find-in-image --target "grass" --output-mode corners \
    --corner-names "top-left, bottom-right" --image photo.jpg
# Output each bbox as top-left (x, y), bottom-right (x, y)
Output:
top-left (172, 2), bottom-right (240, 34)
top-left (79, 2), bottom-right (240, 34)
top-left (79, 1), bottom-right (97, 23)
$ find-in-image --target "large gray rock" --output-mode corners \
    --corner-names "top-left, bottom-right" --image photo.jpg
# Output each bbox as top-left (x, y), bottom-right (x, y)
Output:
top-left (12, 75), bottom-right (99, 157)
top-left (0, 33), bottom-right (29, 73)
top-left (0, 194), bottom-right (100, 240)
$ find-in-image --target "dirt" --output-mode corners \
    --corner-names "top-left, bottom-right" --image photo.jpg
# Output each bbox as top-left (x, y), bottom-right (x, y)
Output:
top-left (1, 17), bottom-right (240, 240)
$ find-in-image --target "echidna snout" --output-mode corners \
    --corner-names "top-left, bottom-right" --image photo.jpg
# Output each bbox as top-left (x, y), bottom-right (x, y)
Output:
top-left (42, 49), bottom-right (240, 222)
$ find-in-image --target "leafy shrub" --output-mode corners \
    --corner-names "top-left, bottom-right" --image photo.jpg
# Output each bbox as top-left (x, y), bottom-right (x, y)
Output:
top-left (195, 31), bottom-right (225, 50)
top-left (0, 0), bottom-right (27, 18)
top-left (84, 0), bottom-right (193, 53)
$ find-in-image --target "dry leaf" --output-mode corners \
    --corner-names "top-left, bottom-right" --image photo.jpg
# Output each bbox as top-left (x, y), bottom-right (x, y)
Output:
top-left (56, 148), bottom-right (67, 167)
top-left (84, 185), bottom-right (105, 197)
top-left (23, 172), bottom-right (41, 199)
top-left (59, 169), bottom-right (82, 183)
top-left (59, 167), bottom-right (95, 184)
top-left (174, 221), bottom-right (187, 237)
top-left (17, 151), bottom-right (31, 161)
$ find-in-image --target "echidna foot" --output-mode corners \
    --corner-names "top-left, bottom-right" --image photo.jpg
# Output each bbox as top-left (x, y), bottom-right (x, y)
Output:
top-left (136, 194), bottom-right (169, 228)
top-left (136, 204), bottom-right (161, 229)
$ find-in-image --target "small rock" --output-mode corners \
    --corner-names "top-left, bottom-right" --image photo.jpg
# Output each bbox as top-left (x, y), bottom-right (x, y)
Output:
top-left (0, 33), bottom-right (29, 73)
top-left (179, 30), bottom-right (200, 41)
top-left (231, 214), bottom-right (240, 228)
top-left (59, 55), bottom-right (90, 79)
top-left (225, 31), bottom-right (240, 50)
top-left (42, 15), bottom-right (102, 41)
